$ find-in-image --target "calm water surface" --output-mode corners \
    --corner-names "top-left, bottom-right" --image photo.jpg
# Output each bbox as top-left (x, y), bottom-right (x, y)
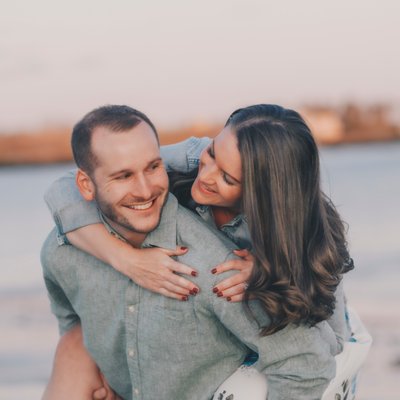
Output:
top-left (1, 142), bottom-right (399, 399)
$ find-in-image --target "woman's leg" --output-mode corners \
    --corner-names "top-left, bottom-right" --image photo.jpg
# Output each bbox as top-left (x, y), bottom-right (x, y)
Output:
top-left (42, 324), bottom-right (108, 400)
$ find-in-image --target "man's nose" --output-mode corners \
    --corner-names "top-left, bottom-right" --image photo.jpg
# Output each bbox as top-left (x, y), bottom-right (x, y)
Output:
top-left (133, 174), bottom-right (152, 200)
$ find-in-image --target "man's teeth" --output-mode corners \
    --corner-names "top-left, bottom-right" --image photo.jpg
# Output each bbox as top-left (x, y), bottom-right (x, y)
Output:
top-left (127, 201), bottom-right (153, 210)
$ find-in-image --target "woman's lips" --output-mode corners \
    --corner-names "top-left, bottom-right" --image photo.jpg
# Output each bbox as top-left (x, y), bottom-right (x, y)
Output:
top-left (197, 180), bottom-right (216, 195)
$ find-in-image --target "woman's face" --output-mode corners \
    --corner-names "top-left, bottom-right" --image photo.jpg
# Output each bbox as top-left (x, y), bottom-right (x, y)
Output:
top-left (191, 125), bottom-right (242, 209)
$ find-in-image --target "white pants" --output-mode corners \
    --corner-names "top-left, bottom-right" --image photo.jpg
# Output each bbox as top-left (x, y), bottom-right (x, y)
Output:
top-left (212, 308), bottom-right (372, 400)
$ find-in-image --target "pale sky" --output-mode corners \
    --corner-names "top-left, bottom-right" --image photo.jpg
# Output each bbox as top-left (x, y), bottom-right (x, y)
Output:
top-left (1, 0), bottom-right (399, 131)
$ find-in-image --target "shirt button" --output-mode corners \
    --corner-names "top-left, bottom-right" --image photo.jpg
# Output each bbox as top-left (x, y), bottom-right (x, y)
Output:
top-left (134, 388), bottom-right (140, 395)
top-left (128, 349), bottom-right (135, 357)
top-left (128, 305), bottom-right (135, 313)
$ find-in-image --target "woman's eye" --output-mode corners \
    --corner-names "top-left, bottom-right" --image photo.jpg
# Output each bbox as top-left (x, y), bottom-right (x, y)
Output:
top-left (222, 173), bottom-right (234, 186)
top-left (206, 146), bottom-right (215, 159)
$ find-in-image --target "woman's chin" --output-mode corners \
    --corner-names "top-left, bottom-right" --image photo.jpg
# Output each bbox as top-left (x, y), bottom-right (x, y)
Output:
top-left (191, 185), bottom-right (210, 206)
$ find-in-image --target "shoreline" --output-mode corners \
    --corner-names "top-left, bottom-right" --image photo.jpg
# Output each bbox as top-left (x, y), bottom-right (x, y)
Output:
top-left (0, 124), bottom-right (399, 166)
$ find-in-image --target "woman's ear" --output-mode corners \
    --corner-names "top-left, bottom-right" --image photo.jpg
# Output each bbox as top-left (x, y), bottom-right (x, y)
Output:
top-left (76, 169), bottom-right (96, 201)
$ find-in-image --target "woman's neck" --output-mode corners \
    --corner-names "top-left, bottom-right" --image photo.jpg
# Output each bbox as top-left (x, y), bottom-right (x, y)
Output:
top-left (211, 206), bottom-right (239, 229)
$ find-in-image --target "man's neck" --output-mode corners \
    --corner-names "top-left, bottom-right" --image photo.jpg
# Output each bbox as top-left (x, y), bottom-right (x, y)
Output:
top-left (102, 215), bottom-right (147, 248)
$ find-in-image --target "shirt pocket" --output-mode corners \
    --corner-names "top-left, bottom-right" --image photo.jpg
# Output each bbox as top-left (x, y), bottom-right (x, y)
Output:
top-left (143, 304), bottom-right (199, 362)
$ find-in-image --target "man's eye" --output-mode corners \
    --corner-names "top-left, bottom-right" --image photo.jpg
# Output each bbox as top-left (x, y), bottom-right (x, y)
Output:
top-left (116, 173), bottom-right (131, 180)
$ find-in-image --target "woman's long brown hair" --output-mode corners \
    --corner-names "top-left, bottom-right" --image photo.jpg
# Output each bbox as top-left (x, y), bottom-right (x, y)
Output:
top-left (170, 104), bottom-right (353, 335)
top-left (229, 104), bottom-right (353, 335)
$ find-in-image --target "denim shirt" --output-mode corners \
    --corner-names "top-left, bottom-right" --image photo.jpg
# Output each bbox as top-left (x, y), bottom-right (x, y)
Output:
top-left (42, 194), bottom-right (337, 400)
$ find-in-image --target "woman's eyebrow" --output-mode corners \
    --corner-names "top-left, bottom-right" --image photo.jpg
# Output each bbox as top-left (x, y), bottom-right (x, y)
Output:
top-left (213, 140), bottom-right (241, 184)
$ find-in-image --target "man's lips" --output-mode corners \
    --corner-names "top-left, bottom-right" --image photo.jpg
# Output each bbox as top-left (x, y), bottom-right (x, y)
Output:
top-left (123, 198), bottom-right (156, 211)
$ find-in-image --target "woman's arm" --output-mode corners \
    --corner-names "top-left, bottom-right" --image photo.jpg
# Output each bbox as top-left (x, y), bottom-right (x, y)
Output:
top-left (67, 224), bottom-right (199, 299)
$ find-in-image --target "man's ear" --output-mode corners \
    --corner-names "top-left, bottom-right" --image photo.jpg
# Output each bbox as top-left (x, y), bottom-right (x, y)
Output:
top-left (76, 169), bottom-right (96, 201)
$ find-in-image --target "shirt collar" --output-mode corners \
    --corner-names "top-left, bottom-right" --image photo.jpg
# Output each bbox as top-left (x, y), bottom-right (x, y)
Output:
top-left (99, 193), bottom-right (178, 250)
top-left (195, 205), bottom-right (247, 228)
top-left (142, 193), bottom-right (178, 250)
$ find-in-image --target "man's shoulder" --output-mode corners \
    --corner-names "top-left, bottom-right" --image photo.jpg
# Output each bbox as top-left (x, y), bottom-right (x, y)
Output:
top-left (40, 228), bottom-right (94, 275)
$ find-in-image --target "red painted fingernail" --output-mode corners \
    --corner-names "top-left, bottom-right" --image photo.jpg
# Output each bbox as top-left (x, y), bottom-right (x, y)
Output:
top-left (217, 292), bottom-right (223, 297)
top-left (181, 295), bottom-right (188, 301)
top-left (192, 288), bottom-right (199, 295)
top-left (181, 246), bottom-right (188, 251)
top-left (212, 287), bottom-right (219, 293)
top-left (191, 271), bottom-right (198, 277)
top-left (227, 297), bottom-right (232, 302)
top-left (211, 268), bottom-right (217, 274)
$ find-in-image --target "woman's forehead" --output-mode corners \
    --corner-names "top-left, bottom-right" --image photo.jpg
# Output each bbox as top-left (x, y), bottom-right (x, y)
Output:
top-left (214, 126), bottom-right (242, 181)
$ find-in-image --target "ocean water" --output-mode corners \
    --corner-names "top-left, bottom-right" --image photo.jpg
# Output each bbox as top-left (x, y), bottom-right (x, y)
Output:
top-left (0, 142), bottom-right (399, 399)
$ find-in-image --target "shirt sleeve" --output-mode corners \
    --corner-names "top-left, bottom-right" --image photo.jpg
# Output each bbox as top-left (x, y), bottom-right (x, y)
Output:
top-left (160, 136), bottom-right (211, 173)
top-left (211, 256), bottom-right (337, 400)
top-left (326, 279), bottom-right (351, 352)
top-left (44, 275), bottom-right (80, 335)
top-left (41, 231), bottom-right (80, 334)
top-left (44, 170), bottom-right (102, 240)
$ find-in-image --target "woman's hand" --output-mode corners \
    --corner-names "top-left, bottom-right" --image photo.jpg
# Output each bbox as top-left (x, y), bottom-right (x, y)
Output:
top-left (116, 245), bottom-right (200, 301)
top-left (67, 225), bottom-right (199, 301)
top-left (211, 249), bottom-right (254, 302)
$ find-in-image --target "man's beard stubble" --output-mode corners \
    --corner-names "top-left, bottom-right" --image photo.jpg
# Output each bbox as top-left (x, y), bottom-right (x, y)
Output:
top-left (94, 188), bottom-right (168, 235)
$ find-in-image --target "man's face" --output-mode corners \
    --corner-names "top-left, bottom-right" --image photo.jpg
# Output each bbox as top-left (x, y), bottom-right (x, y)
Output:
top-left (90, 122), bottom-right (169, 245)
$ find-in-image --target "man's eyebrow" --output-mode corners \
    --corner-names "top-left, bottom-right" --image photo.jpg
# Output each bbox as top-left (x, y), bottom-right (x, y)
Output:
top-left (212, 141), bottom-right (241, 184)
top-left (108, 157), bottom-right (163, 178)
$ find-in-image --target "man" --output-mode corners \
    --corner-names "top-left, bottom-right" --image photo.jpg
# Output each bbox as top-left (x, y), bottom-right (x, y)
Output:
top-left (41, 105), bottom-right (337, 400)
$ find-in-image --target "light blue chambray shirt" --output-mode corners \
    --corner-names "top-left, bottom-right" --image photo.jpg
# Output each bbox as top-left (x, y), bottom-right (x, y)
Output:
top-left (42, 193), bottom-right (338, 400)
top-left (44, 136), bottom-right (351, 350)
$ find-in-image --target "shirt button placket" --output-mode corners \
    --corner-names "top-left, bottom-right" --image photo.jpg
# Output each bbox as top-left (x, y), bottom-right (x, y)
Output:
top-left (126, 284), bottom-right (140, 399)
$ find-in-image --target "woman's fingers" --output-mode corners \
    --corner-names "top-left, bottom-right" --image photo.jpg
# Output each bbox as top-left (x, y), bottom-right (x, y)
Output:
top-left (211, 251), bottom-right (253, 301)
top-left (233, 248), bottom-right (250, 257)
top-left (168, 259), bottom-right (199, 278)
top-left (126, 247), bottom-right (199, 299)
top-left (212, 259), bottom-right (251, 274)
top-left (213, 273), bottom-right (248, 294)
top-left (158, 287), bottom-right (193, 301)
top-left (225, 293), bottom-right (244, 303)
top-left (158, 246), bottom-right (199, 278)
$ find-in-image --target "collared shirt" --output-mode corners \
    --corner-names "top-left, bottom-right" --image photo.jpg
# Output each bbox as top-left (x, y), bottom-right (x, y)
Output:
top-left (44, 136), bottom-right (351, 349)
top-left (42, 194), bottom-right (337, 400)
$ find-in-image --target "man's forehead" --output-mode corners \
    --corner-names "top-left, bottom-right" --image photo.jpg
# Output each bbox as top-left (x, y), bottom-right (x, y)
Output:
top-left (91, 123), bottom-right (160, 174)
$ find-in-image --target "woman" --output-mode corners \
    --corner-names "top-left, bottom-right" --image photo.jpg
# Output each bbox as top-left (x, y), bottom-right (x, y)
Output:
top-left (45, 104), bottom-right (355, 399)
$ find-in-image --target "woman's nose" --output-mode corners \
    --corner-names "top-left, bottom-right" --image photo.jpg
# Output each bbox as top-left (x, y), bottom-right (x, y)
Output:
top-left (199, 159), bottom-right (217, 183)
